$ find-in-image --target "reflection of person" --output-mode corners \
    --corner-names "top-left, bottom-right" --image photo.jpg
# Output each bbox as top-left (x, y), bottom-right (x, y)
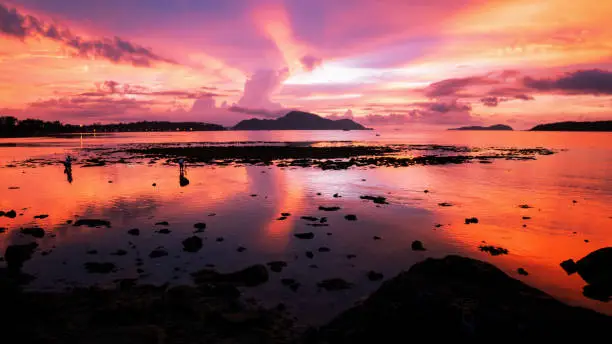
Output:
top-left (179, 169), bottom-right (190, 187)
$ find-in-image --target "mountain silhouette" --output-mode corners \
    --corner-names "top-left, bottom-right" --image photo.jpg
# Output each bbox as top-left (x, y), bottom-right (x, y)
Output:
top-left (530, 121), bottom-right (612, 131)
top-left (233, 111), bottom-right (369, 130)
top-left (449, 124), bottom-right (513, 131)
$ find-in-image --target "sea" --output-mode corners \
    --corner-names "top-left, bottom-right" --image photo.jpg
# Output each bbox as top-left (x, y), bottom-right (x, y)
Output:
top-left (1, 129), bottom-right (611, 324)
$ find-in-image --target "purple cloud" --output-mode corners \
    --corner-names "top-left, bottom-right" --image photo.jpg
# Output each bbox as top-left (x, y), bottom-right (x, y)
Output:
top-left (0, 3), bottom-right (174, 67)
top-left (524, 69), bottom-right (612, 95)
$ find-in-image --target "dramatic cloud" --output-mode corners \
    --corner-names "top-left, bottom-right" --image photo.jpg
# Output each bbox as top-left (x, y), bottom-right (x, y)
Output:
top-left (300, 55), bottom-right (322, 72)
top-left (236, 69), bottom-right (289, 110)
top-left (524, 69), bottom-right (612, 95)
top-left (79, 81), bottom-right (218, 99)
top-left (0, 3), bottom-right (173, 67)
top-left (326, 109), bottom-right (354, 121)
top-left (424, 76), bottom-right (498, 98)
top-left (480, 96), bottom-right (500, 107)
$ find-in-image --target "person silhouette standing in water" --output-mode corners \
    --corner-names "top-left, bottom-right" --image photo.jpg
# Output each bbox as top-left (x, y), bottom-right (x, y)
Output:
top-left (63, 155), bottom-right (73, 183)
top-left (178, 158), bottom-right (189, 186)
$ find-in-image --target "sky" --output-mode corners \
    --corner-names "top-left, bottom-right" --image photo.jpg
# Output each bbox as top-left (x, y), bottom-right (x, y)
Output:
top-left (0, 0), bottom-right (611, 128)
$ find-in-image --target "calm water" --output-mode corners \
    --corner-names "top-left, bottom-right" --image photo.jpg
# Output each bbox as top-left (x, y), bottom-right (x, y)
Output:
top-left (1, 129), bottom-right (611, 324)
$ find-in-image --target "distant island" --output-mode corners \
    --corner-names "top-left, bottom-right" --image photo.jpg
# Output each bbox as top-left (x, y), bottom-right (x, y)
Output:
top-left (233, 111), bottom-right (369, 131)
top-left (448, 124), bottom-right (513, 131)
top-left (0, 116), bottom-right (225, 137)
top-left (530, 121), bottom-right (612, 132)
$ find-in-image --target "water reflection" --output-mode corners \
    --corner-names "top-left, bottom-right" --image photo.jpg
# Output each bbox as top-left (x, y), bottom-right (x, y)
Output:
top-left (0, 130), bottom-right (611, 324)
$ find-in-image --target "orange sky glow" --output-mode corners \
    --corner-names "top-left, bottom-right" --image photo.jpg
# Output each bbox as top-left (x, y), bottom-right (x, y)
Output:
top-left (0, 0), bottom-right (611, 128)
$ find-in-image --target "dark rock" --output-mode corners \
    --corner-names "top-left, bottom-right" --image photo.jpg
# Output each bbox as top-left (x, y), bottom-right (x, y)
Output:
top-left (34, 214), bottom-right (49, 219)
top-left (295, 232), bottom-right (315, 239)
top-left (237, 246), bottom-right (247, 252)
top-left (156, 228), bottom-right (171, 234)
top-left (191, 264), bottom-right (269, 287)
top-left (149, 248), bottom-right (168, 258)
top-left (281, 212), bottom-right (291, 216)
top-left (317, 192), bottom-right (322, 195)
top-left (573, 200), bottom-right (578, 204)
top-left (345, 214), bottom-right (357, 221)
top-left (8, 186), bottom-right (20, 189)
top-left (318, 247), bottom-right (331, 253)
top-left (111, 249), bottom-right (127, 256)
top-left (193, 222), bottom-right (206, 232)
top-left (307, 223), bottom-right (329, 227)
top-left (86, 249), bottom-right (98, 255)
top-left (306, 251), bottom-right (314, 259)
top-left (182, 236), bottom-right (203, 253)
top-left (208, 213), bottom-right (216, 216)
top-left (571, 247), bottom-right (612, 301)
top-left (367, 271), bottom-right (384, 281)
top-left (411, 240), bottom-right (426, 251)
top-left (584, 239), bottom-right (590, 243)
top-left (518, 268), bottom-right (529, 276)
top-left (127, 228), bottom-right (140, 236)
top-left (347, 254), bottom-right (357, 259)
top-left (5, 242), bottom-right (38, 270)
top-left (518, 204), bottom-right (533, 209)
top-left (4, 210), bottom-right (17, 218)
top-left (561, 259), bottom-right (578, 274)
top-left (320, 217), bottom-right (328, 223)
top-left (309, 264), bottom-right (319, 269)
top-left (250, 194), bottom-right (257, 197)
top-left (465, 217), bottom-right (479, 224)
top-left (0, 227), bottom-right (6, 233)
top-left (438, 202), bottom-right (453, 207)
top-left (333, 193), bottom-right (341, 198)
top-left (434, 224), bottom-right (443, 228)
top-left (360, 195), bottom-right (388, 204)
top-left (152, 183), bottom-right (156, 186)
top-left (479, 245), bottom-right (508, 256)
top-left (373, 236), bottom-right (382, 240)
top-left (20, 227), bottom-right (45, 238)
top-left (319, 206), bottom-right (341, 211)
top-left (276, 216), bottom-right (287, 221)
top-left (66, 220), bottom-right (73, 224)
top-left (314, 255), bottom-right (612, 342)
top-left (301, 216), bottom-right (318, 221)
top-left (318, 278), bottom-right (353, 291)
top-left (73, 219), bottom-right (111, 228)
top-left (266, 261), bottom-right (288, 273)
top-left (216, 237), bottom-right (224, 242)
top-left (137, 268), bottom-right (144, 274)
top-left (522, 216), bottom-right (531, 220)
top-left (327, 232), bottom-right (333, 236)
top-left (281, 278), bottom-right (300, 292)
top-left (84, 262), bottom-right (116, 274)
top-left (424, 190), bottom-right (429, 193)
top-left (155, 221), bottom-right (169, 226)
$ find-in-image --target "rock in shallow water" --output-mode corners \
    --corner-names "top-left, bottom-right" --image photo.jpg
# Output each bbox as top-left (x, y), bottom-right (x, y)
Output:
top-left (20, 227), bottom-right (45, 238)
top-left (295, 232), bottom-right (315, 239)
top-left (478, 245), bottom-right (508, 256)
top-left (5, 242), bottom-right (38, 270)
top-left (182, 236), bottom-right (203, 253)
top-left (411, 240), bottom-right (426, 251)
top-left (149, 248), bottom-right (168, 259)
top-left (73, 219), bottom-right (111, 228)
top-left (84, 262), bottom-right (116, 274)
top-left (318, 278), bottom-right (353, 291)
top-left (562, 247), bottom-right (612, 301)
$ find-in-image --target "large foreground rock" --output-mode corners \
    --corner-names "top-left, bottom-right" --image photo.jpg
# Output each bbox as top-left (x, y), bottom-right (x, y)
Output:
top-left (561, 247), bottom-right (612, 301)
top-left (309, 255), bottom-right (612, 342)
